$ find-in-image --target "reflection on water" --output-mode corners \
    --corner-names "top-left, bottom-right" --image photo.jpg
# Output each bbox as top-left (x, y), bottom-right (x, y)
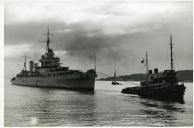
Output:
top-left (139, 95), bottom-right (185, 104)
top-left (139, 99), bottom-right (186, 126)
top-left (4, 81), bottom-right (193, 126)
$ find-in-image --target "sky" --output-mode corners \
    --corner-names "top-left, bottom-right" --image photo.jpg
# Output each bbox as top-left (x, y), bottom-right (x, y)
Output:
top-left (4, 0), bottom-right (193, 79)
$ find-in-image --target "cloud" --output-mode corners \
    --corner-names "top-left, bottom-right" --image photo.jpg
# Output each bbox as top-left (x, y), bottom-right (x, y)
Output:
top-left (4, 0), bottom-right (193, 78)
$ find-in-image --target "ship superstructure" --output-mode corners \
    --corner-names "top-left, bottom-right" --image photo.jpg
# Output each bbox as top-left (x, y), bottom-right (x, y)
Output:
top-left (11, 29), bottom-right (97, 90)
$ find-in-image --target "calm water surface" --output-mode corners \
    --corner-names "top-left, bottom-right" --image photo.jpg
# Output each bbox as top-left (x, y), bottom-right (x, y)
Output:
top-left (4, 80), bottom-right (193, 126)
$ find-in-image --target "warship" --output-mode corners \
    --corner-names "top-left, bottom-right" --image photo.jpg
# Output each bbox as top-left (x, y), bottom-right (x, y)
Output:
top-left (11, 29), bottom-right (97, 90)
top-left (121, 35), bottom-right (186, 100)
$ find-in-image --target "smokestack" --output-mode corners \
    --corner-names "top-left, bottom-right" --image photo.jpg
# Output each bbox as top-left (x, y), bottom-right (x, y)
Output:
top-left (29, 61), bottom-right (34, 72)
top-left (148, 70), bottom-right (152, 75)
top-left (154, 68), bottom-right (158, 74)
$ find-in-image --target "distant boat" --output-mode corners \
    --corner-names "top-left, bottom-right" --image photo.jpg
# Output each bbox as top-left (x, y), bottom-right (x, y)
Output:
top-left (112, 69), bottom-right (120, 85)
top-left (122, 35), bottom-right (186, 101)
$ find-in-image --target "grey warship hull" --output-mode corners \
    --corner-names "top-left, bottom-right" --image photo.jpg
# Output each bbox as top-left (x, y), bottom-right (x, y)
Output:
top-left (12, 76), bottom-right (95, 90)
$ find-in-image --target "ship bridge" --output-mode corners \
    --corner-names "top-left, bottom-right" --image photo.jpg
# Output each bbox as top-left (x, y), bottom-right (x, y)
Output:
top-left (39, 29), bottom-right (60, 68)
top-left (39, 48), bottom-right (60, 68)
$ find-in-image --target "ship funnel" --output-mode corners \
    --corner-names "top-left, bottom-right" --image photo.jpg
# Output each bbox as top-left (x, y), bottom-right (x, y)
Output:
top-left (148, 70), bottom-right (152, 75)
top-left (29, 61), bottom-right (34, 72)
top-left (34, 63), bottom-right (38, 72)
top-left (154, 68), bottom-right (158, 74)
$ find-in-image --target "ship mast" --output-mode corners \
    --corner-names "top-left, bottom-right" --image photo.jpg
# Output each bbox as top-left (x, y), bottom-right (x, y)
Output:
top-left (170, 34), bottom-right (174, 71)
top-left (94, 55), bottom-right (96, 71)
top-left (46, 28), bottom-right (50, 53)
top-left (21, 53), bottom-right (27, 71)
top-left (113, 69), bottom-right (116, 82)
top-left (145, 51), bottom-right (149, 80)
top-left (44, 28), bottom-right (55, 53)
top-left (24, 53), bottom-right (26, 71)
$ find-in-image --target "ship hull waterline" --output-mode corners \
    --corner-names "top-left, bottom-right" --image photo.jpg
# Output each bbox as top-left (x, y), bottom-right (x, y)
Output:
top-left (11, 77), bottom-right (95, 90)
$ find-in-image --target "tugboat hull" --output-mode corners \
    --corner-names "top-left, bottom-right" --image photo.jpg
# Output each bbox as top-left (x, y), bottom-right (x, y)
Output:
top-left (121, 83), bottom-right (186, 100)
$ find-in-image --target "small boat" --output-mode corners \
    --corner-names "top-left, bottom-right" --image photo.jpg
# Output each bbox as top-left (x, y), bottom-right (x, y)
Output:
top-left (112, 69), bottom-right (120, 85)
top-left (121, 35), bottom-right (186, 101)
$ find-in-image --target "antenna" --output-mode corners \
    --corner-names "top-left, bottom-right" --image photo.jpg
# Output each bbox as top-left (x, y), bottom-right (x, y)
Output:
top-left (170, 34), bottom-right (174, 71)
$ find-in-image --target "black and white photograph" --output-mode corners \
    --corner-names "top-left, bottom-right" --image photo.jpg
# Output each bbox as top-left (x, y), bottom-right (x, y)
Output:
top-left (4, 0), bottom-right (193, 127)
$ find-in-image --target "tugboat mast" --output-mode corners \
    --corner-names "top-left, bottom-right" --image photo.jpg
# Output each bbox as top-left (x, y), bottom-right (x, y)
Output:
top-left (170, 34), bottom-right (174, 71)
top-left (94, 55), bottom-right (96, 71)
top-left (24, 53), bottom-right (26, 71)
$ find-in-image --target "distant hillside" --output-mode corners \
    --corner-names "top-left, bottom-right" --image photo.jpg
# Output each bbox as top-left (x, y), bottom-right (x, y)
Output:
top-left (98, 70), bottom-right (193, 82)
top-left (176, 70), bottom-right (193, 82)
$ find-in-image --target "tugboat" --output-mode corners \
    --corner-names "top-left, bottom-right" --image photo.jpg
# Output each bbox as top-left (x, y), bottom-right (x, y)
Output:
top-left (121, 35), bottom-right (186, 100)
top-left (112, 69), bottom-right (120, 85)
top-left (11, 28), bottom-right (97, 90)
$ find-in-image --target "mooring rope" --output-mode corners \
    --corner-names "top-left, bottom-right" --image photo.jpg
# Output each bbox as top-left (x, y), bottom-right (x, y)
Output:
top-left (96, 72), bottom-right (140, 86)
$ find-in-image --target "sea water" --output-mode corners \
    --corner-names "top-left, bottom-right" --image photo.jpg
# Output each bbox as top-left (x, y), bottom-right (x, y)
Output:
top-left (4, 80), bottom-right (193, 126)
